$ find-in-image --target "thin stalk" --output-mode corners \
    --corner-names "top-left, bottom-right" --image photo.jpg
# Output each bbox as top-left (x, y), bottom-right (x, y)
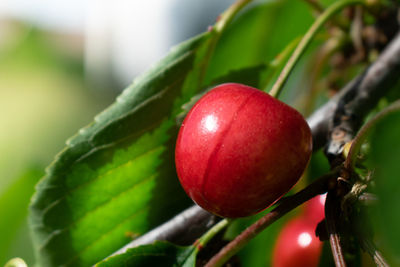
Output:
top-left (261, 37), bottom-right (302, 92)
top-left (269, 0), bottom-right (365, 98)
top-left (196, 219), bottom-right (231, 248)
top-left (360, 237), bottom-right (389, 267)
top-left (326, 191), bottom-right (347, 267)
top-left (214, 0), bottom-right (252, 33)
top-left (199, 0), bottom-right (253, 85)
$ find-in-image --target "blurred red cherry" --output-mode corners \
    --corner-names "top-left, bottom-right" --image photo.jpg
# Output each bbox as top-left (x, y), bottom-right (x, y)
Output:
top-left (272, 217), bottom-right (323, 267)
top-left (304, 193), bottom-right (326, 224)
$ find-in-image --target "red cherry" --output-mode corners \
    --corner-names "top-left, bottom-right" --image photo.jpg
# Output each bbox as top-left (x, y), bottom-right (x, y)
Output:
top-left (272, 217), bottom-right (323, 267)
top-left (304, 193), bottom-right (326, 224)
top-left (175, 83), bottom-right (312, 218)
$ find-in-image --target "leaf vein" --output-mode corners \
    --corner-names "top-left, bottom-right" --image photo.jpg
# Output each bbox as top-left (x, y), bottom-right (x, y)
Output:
top-left (39, 173), bottom-right (157, 254)
top-left (40, 144), bottom-right (164, 227)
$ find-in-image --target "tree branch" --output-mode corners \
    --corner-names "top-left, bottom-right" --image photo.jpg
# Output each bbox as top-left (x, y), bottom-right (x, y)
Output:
top-left (308, 31), bottom-right (400, 154)
top-left (326, 31), bottom-right (400, 158)
top-left (111, 206), bottom-right (218, 256)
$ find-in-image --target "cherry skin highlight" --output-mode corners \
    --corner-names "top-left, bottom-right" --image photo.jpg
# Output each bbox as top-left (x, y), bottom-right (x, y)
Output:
top-left (272, 217), bottom-right (323, 267)
top-left (175, 83), bottom-right (312, 218)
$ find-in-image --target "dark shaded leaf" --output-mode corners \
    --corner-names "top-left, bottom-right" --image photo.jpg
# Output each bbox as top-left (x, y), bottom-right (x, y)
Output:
top-left (176, 63), bottom-right (267, 125)
top-left (205, 0), bottom-right (314, 86)
top-left (370, 110), bottom-right (400, 265)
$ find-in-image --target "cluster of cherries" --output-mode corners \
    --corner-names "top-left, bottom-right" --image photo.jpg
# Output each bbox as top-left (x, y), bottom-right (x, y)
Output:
top-left (272, 194), bottom-right (326, 267)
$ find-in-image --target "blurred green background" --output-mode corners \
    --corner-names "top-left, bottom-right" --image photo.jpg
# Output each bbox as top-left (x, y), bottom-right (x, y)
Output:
top-left (0, 1), bottom-right (235, 264)
top-left (0, 23), bottom-right (112, 265)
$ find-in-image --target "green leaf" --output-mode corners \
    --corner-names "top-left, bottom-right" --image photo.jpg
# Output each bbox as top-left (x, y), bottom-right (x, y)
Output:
top-left (96, 242), bottom-right (197, 267)
top-left (369, 110), bottom-right (400, 265)
top-left (205, 0), bottom-right (314, 85)
top-left (0, 168), bottom-right (42, 265)
top-left (29, 31), bottom-right (216, 267)
top-left (207, 64), bottom-right (267, 88)
top-left (176, 63), bottom-right (267, 125)
top-left (206, 0), bottom-right (320, 113)
top-left (318, 242), bottom-right (335, 267)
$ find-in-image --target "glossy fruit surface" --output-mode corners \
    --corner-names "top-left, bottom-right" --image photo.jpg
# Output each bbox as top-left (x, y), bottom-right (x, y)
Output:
top-left (304, 193), bottom-right (326, 224)
top-left (175, 83), bottom-right (312, 218)
top-left (272, 217), bottom-right (322, 267)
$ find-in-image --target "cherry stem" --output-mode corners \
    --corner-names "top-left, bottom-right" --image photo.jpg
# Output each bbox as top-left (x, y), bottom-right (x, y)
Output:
top-left (269, 0), bottom-right (365, 99)
top-left (325, 191), bottom-right (347, 267)
top-left (199, 0), bottom-right (253, 86)
top-left (204, 171), bottom-right (338, 267)
top-left (214, 0), bottom-right (253, 33)
top-left (261, 37), bottom-right (301, 92)
top-left (360, 236), bottom-right (389, 267)
top-left (344, 99), bottom-right (400, 171)
top-left (197, 219), bottom-right (231, 248)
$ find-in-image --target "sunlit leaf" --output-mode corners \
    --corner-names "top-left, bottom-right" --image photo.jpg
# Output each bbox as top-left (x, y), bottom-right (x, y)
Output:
top-left (29, 31), bottom-right (216, 267)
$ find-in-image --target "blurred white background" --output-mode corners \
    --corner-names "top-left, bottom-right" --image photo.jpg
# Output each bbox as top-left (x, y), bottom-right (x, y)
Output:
top-left (1, 0), bottom-right (234, 88)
